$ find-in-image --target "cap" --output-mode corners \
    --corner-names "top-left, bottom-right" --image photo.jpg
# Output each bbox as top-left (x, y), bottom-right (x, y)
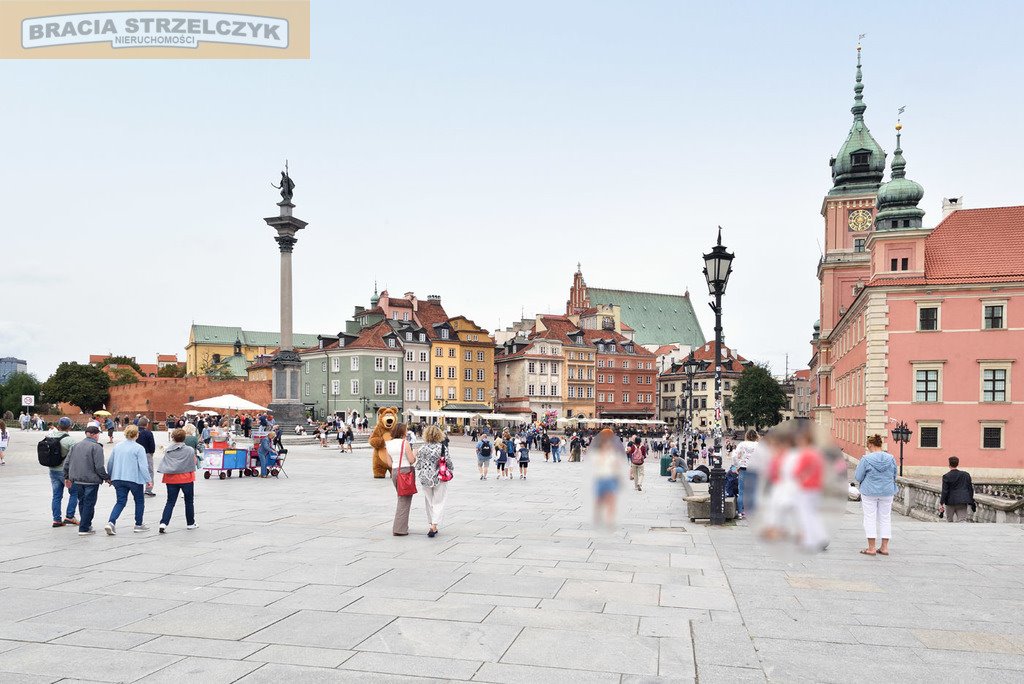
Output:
top-left (84, 425), bottom-right (101, 434)
top-left (58, 417), bottom-right (72, 429)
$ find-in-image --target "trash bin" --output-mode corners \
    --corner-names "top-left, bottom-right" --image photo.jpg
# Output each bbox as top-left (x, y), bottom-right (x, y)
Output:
top-left (660, 455), bottom-right (671, 477)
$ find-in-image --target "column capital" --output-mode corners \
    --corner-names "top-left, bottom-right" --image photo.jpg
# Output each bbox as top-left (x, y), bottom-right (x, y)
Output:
top-left (275, 234), bottom-right (298, 253)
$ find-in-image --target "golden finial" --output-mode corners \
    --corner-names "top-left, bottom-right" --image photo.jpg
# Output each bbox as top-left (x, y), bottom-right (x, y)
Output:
top-left (895, 122), bottom-right (903, 131)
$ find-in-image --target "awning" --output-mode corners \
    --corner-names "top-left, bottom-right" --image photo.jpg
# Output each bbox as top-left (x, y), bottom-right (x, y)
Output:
top-left (408, 409), bottom-right (478, 419)
top-left (560, 418), bottom-right (666, 425)
top-left (477, 413), bottom-right (528, 422)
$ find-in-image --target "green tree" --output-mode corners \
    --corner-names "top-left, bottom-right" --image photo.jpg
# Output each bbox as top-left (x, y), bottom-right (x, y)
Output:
top-left (109, 367), bottom-right (140, 386)
top-left (42, 362), bottom-right (110, 413)
top-left (0, 372), bottom-right (42, 417)
top-left (95, 355), bottom-right (142, 374)
top-left (157, 364), bottom-right (186, 378)
top-left (729, 364), bottom-right (789, 429)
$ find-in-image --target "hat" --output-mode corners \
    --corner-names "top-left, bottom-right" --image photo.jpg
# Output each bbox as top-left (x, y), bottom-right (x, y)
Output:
top-left (84, 425), bottom-right (101, 434)
top-left (58, 417), bottom-right (72, 429)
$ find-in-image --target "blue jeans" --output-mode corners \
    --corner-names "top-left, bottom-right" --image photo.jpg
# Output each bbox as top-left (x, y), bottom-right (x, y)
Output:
top-left (109, 480), bottom-right (145, 526)
top-left (552, 446), bottom-right (561, 462)
top-left (49, 470), bottom-right (78, 522)
top-left (741, 470), bottom-right (758, 515)
top-left (258, 451), bottom-right (274, 476)
top-left (73, 483), bottom-right (99, 532)
top-left (160, 483), bottom-right (195, 526)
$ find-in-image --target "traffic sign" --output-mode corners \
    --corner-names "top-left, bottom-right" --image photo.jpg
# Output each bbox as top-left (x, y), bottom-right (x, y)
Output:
top-left (21, 395), bottom-right (35, 407)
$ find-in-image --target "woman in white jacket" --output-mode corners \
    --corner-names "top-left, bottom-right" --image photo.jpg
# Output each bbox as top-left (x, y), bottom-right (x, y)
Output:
top-left (731, 429), bottom-right (759, 520)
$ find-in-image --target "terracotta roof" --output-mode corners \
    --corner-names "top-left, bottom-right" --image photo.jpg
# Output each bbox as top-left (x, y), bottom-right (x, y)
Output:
top-left (536, 315), bottom-right (582, 345)
top-left (347, 319), bottom-right (403, 351)
top-left (662, 342), bottom-right (749, 376)
top-left (89, 355), bottom-right (109, 364)
top-left (653, 344), bottom-right (678, 356)
top-left (389, 299), bottom-right (414, 308)
top-left (794, 369), bottom-right (812, 380)
top-left (156, 354), bottom-right (178, 362)
top-left (138, 364), bottom-right (159, 376)
top-left (414, 300), bottom-right (450, 340)
top-left (870, 206), bottom-right (1024, 286)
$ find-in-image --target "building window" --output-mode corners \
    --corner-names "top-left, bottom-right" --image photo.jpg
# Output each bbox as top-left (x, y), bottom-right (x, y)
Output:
top-left (434, 387), bottom-right (442, 400)
top-left (915, 369), bottom-right (939, 402)
top-left (607, 374), bottom-right (615, 384)
top-left (982, 367), bottom-right (1008, 402)
top-left (434, 366), bottom-right (442, 379)
top-left (419, 333), bottom-right (427, 343)
top-left (419, 389), bottom-right (428, 401)
top-left (419, 370), bottom-right (428, 382)
top-left (303, 361), bottom-right (309, 374)
top-left (374, 380), bottom-right (384, 395)
top-left (477, 351), bottom-right (485, 361)
top-left (388, 358), bottom-right (398, 372)
top-left (918, 307), bottom-right (939, 331)
top-left (420, 351), bottom-right (428, 363)
top-left (528, 384), bottom-right (535, 396)
top-left (477, 388), bottom-right (485, 401)
top-left (528, 362), bottom-right (536, 373)
top-left (435, 347), bottom-right (442, 357)
top-left (901, 257), bottom-right (909, 271)
top-left (622, 375), bottom-right (629, 384)
top-left (608, 393), bottom-right (615, 403)
top-left (586, 386), bottom-right (593, 399)
top-left (852, 151), bottom-right (869, 166)
top-left (539, 362), bottom-right (547, 373)
top-left (477, 369), bottom-right (485, 381)
top-left (405, 332), bottom-right (413, 342)
top-left (622, 360), bottom-right (630, 369)
top-left (447, 367), bottom-right (456, 379)
top-left (463, 387), bottom-right (471, 401)
top-left (406, 370), bottom-right (414, 382)
top-left (331, 380), bottom-right (340, 395)
top-left (464, 368), bottom-right (472, 381)
top-left (568, 386), bottom-right (576, 399)
top-left (919, 425), bottom-right (939, 448)
top-left (406, 388), bottom-right (415, 401)
top-left (607, 360), bottom-right (615, 368)
top-left (374, 357), bottom-right (384, 371)
top-left (387, 338), bottom-right (396, 348)
top-left (982, 425), bottom-right (1004, 449)
top-left (464, 350), bottom-right (472, 361)
top-left (622, 393), bottom-right (629, 403)
top-left (984, 304), bottom-right (1005, 330)
top-left (331, 357), bottom-right (341, 372)
top-left (350, 379), bottom-right (359, 395)
top-left (321, 361), bottom-right (327, 372)
top-left (540, 385), bottom-right (547, 396)
top-left (304, 382), bottom-right (310, 396)
top-left (448, 348), bottom-right (456, 358)
top-left (406, 351), bottom-right (414, 362)
top-left (440, 329), bottom-right (450, 340)
top-left (854, 238), bottom-right (865, 253)
top-left (448, 387), bottom-right (456, 400)
top-left (724, 381), bottom-right (731, 390)
top-left (321, 384), bottom-right (327, 395)
top-left (598, 392), bottom-right (605, 403)
top-left (597, 374), bottom-right (604, 383)
top-left (551, 363), bottom-right (559, 375)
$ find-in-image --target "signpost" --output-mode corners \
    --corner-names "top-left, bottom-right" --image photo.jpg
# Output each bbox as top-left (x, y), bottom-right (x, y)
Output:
top-left (21, 395), bottom-right (34, 407)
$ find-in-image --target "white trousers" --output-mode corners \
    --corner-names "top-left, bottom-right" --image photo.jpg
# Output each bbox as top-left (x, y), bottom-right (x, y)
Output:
top-left (422, 482), bottom-right (448, 526)
top-left (861, 495), bottom-right (893, 539)
top-left (794, 490), bottom-right (829, 550)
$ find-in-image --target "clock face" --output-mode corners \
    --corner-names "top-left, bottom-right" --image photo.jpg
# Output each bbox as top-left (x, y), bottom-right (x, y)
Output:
top-left (848, 209), bottom-right (873, 232)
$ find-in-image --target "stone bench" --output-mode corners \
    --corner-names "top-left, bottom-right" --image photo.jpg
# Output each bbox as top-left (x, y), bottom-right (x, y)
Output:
top-left (680, 479), bottom-right (737, 522)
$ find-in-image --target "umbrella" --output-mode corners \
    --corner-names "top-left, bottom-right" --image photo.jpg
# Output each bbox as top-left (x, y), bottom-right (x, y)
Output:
top-left (93, 410), bottom-right (112, 417)
top-left (185, 394), bottom-right (270, 412)
top-left (183, 410), bottom-right (200, 416)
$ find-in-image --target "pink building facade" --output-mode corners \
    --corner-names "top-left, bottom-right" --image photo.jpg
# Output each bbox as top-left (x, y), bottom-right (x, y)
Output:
top-left (811, 47), bottom-right (1024, 477)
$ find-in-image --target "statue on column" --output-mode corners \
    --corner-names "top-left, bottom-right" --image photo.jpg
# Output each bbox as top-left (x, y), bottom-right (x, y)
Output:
top-left (271, 161), bottom-right (295, 202)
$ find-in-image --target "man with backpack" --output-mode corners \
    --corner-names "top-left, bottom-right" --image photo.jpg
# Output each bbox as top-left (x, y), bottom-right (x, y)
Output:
top-left (627, 436), bottom-right (648, 491)
top-left (476, 432), bottom-right (493, 480)
top-left (40, 417), bottom-right (80, 528)
top-left (540, 432), bottom-right (551, 462)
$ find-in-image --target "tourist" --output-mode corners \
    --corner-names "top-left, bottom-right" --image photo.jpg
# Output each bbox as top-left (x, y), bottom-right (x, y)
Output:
top-left (243, 415), bottom-right (252, 438)
top-left (256, 430), bottom-right (278, 478)
top-left (63, 425), bottom-right (109, 536)
top-left (550, 434), bottom-right (562, 463)
top-left (517, 436), bottom-right (530, 479)
top-left (541, 432), bottom-right (551, 461)
top-left (627, 436), bottom-right (647, 491)
top-left (569, 433), bottom-right (582, 462)
top-left (939, 456), bottom-right (976, 522)
top-left (854, 434), bottom-right (898, 556)
top-left (475, 432), bottom-right (492, 480)
top-left (136, 417), bottom-right (157, 498)
top-left (667, 451), bottom-right (687, 482)
top-left (0, 420), bottom-right (8, 465)
top-left (344, 425), bottom-right (354, 452)
top-left (732, 429), bottom-right (759, 520)
top-left (414, 424), bottom-right (451, 537)
top-left (590, 429), bottom-right (624, 527)
top-left (385, 423), bottom-right (415, 536)
top-left (104, 424), bottom-right (151, 535)
top-left (104, 416), bottom-right (115, 444)
top-left (158, 429), bottom-right (198, 533)
top-left (44, 417), bottom-right (79, 527)
top-left (20, 411), bottom-right (30, 430)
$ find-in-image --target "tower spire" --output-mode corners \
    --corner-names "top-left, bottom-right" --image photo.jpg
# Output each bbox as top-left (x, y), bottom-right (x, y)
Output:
top-left (874, 110), bottom-right (925, 230)
top-left (852, 38), bottom-right (866, 121)
top-left (829, 37), bottom-right (886, 193)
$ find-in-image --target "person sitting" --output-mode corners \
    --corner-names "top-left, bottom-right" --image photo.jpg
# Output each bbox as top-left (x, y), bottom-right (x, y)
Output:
top-left (684, 465), bottom-right (711, 483)
top-left (256, 431), bottom-right (278, 478)
top-left (294, 424), bottom-right (306, 435)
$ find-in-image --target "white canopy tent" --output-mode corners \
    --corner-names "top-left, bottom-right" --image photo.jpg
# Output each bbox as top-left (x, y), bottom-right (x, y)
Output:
top-left (185, 394), bottom-right (270, 413)
top-left (558, 418), bottom-right (666, 426)
top-left (407, 409), bottom-right (478, 420)
top-left (477, 413), bottom-right (529, 422)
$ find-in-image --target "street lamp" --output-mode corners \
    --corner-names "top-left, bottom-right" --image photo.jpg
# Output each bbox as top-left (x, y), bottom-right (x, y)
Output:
top-left (702, 226), bottom-right (735, 526)
top-left (891, 421), bottom-right (912, 477)
top-left (682, 355), bottom-right (700, 455)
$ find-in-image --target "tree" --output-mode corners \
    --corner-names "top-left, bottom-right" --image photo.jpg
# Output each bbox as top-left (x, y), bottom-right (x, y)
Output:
top-left (95, 355), bottom-right (142, 374)
top-left (109, 367), bottom-right (140, 386)
top-left (157, 364), bottom-right (186, 378)
top-left (42, 362), bottom-right (110, 413)
top-left (0, 372), bottom-right (42, 417)
top-left (729, 364), bottom-right (789, 430)
top-left (199, 359), bottom-right (236, 380)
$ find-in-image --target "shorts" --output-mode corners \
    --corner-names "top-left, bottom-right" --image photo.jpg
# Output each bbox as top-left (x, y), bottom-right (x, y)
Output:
top-left (477, 455), bottom-right (491, 464)
top-left (595, 477), bottom-right (619, 497)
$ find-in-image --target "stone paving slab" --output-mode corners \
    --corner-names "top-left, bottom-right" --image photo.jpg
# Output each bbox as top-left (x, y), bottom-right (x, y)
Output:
top-left (0, 433), bottom-right (1023, 681)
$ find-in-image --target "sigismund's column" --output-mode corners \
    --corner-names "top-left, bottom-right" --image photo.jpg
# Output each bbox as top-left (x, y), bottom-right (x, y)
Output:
top-left (264, 164), bottom-right (308, 427)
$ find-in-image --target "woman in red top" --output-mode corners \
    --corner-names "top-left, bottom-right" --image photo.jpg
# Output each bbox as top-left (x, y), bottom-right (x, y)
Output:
top-left (158, 429), bottom-right (198, 533)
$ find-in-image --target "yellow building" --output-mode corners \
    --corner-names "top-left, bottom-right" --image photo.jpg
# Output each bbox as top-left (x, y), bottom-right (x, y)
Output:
top-left (185, 325), bottom-right (320, 376)
top-left (427, 317), bottom-right (495, 412)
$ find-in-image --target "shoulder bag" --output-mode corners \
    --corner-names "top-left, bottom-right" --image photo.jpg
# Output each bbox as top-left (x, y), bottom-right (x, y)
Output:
top-left (438, 443), bottom-right (453, 482)
top-left (396, 439), bottom-right (418, 496)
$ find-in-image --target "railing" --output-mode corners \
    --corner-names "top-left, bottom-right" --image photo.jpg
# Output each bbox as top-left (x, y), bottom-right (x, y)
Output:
top-left (892, 476), bottom-right (1024, 523)
top-left (972, 481), bottom-right (1024, 500)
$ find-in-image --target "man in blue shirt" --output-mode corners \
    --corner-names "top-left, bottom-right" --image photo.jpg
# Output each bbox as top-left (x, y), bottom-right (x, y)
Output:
top-left (475, 432), bottom-right (492, 481)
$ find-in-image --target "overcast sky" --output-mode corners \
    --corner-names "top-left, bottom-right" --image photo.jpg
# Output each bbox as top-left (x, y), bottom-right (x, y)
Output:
top-left (5, 0), bottom-right (1023, 380)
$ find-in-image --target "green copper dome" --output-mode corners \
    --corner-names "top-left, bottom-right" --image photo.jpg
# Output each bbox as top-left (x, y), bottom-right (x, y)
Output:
top-left (875, 124), bottom-right (925, 230)
top-left (829, 47), bottom-right (886, 194)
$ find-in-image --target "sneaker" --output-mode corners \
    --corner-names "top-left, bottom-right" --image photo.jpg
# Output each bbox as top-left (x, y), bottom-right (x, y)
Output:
top-left (158, 524), bottom-right (167, 534)
top-left (78, 529), bottom-right (95, 536)
top-left (186, 523), bottom-right (198, 530)
top-left (144, 491), bottom-right (157, 498)
top-left (134, 524), bottom-right (150, 533)
top-left (64, 517), bottom-right (79, 525)
top-left (104, 522), bottom-right (116, 536)
top-left (52, 520), bottom-right (65, 528)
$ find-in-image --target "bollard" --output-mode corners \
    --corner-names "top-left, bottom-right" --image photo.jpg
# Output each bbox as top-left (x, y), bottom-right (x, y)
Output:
top-left (708, 466), bottom-right (726, 525)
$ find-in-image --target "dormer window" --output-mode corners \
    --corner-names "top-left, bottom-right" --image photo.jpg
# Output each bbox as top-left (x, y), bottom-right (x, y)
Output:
top-left (405, 332), bottom-right (412, 341)
top-left (419, 333), bottom-right (426, 342)
top-left (440, 328), bottom-right (449, 340)
top-left (387, 338), bottom-right (396, 348)
top-left (851, 151), bottom-right (870, 166)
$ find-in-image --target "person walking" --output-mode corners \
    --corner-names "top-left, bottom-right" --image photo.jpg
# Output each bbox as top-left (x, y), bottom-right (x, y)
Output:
top-left (385, 423), bottom-right (416, 536)
top-left (0, 420), bottom-right (8, 465)
top-left (731, 430), bottom-right (759, 520)
top-left (550, 434), bottom-right (562, 463)
top-left (854, 434), bottom-right (898, 556)
top-left (158, 429), bottom-right (198, 533)
top-left (104, 417), bottom-right (115, 444)
top-left (136, 417), bottom-right (157, 498)
top-left (517, 436), bottom-right (530, 479)
top-left (414, 425), bottom-right (452, 537)
top-left (939, 456), bottom-right (976, 522)
top-left (63, 426), bottom-right (109, 536)
top-left (43, 417), bottom-right (79, 527)
top-left (541, 432), bottom-right (551, 462)
top-left (104, 425), bottom-right (151, 535)
top-left (627, 436), bottom-right (647, 491)
top-left (475, 432), bottom-right (492, 480)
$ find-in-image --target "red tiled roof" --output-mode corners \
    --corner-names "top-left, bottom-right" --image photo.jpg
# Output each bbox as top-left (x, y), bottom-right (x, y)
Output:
top-left (138, 364), bottom-right (159, 376)
top-left (870, 206), bottom-right (1024, 287)
top-left (653, 344), bottom-right (677, 356)
top-left (89, 355), bottom-right (109, 364)
top-left (415, 300), bottom-right (450, 340)
top-left (389, 299), bottom-right (413, 308)
top-left (794, 369), bottom-right (812, 380)
top-left (157, 354), bottom-right (178, 362)
top-left (662, 343), bottom-right (748, 376)
top-left (347, 319), bottom-right (402, 351)
top-left (536, 315), bottom-right (581, 345)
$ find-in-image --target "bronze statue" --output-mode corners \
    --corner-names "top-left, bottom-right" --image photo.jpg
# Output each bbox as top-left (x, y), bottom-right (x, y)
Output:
top-left (271, 161), bottom-right (295, 202)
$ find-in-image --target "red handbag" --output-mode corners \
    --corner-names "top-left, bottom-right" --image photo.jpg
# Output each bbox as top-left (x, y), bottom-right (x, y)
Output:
top-left (395, 439), bottom-right (417, 496)
top-left (438, 444), bottom-right (453, 483)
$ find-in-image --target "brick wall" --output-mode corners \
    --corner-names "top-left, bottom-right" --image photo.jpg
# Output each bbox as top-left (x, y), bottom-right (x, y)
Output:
top-left (109, 377), bottom-right (271, 418)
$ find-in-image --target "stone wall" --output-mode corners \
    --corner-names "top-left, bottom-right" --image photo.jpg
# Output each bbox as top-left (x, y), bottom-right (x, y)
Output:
top-left (109, 377), bottom-right (271, 419)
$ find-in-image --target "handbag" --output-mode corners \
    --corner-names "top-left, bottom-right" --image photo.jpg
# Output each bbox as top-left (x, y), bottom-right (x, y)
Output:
top-left (395, 439), bottom-right (418, 496)
top-left (438, 444), bottom-right (453, 483)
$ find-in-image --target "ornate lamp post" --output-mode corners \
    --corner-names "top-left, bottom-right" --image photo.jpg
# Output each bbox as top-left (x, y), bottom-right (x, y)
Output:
top-left (891, 421), bottom-right (912, 477)
top-left (702, 227), bottom-right (735, 525)
top-left (264, 163), bottom-right (308, 428)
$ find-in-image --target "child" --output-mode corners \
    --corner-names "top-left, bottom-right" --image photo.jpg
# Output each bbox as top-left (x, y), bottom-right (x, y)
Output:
top-left (518, 437), bottom-right (530, 479)
top-left (494, 437), bottom-right (508, 479)
top-left (0, 420), bottom-right (8, 465)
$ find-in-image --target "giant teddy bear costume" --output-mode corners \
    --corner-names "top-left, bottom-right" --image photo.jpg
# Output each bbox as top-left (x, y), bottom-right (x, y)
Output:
top-left (368, 406), bottom-right (399, 478)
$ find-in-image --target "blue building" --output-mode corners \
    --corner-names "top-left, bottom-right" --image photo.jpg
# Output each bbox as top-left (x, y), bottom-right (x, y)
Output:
top-left (0, 357), bottom-right (28, 383)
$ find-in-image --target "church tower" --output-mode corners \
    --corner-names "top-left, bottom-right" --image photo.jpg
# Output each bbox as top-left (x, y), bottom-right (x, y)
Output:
top-left (566, 262), bottom-right (591, 315)
top-left (818, 43), bottom-right (886, 338)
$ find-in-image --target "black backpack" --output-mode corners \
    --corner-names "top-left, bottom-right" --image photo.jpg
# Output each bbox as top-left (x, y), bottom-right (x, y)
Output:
top-left (479, 441), bottom-right (492, 457)
top-left (38, 434), bottom-right (68, 467)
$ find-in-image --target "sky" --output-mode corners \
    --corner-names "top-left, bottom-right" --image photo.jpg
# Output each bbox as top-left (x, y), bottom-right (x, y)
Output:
top-left (4, 0), bottom-right (1024, 380)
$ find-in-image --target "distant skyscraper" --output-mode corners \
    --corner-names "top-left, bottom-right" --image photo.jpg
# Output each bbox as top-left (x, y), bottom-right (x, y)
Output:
top-left (0, 357), bottom-right (28, 382)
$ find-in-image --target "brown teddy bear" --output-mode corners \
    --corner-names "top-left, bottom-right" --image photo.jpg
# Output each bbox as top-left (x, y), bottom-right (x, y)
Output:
top-left (368, 406), bottom-right (400, 478)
